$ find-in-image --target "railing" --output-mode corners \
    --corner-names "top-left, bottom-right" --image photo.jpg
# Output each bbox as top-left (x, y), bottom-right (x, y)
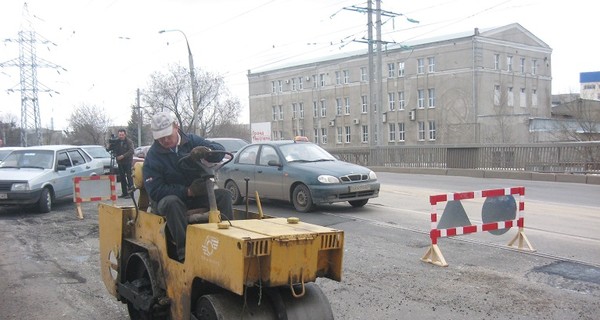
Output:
top-left (327, 141), bottom-right (600, 174)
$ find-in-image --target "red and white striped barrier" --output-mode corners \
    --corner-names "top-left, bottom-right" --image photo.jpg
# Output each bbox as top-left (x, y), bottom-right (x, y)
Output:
top-left (73, 175), bottom-right (117, 219)
top-left (421, 186), bottom-right (534, 267)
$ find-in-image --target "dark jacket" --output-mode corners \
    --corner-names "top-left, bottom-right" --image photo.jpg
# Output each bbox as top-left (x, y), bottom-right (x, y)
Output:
top-left (143, 130), bottom-right (225, 203)
top-left (114, 138), bottom-right (134, 165)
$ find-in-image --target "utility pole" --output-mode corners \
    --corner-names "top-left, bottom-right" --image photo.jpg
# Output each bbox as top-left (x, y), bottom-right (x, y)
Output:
top-left (136, 88), bottom-right (142, 147)
top-left (342, 0), bottom-right (418, 149)
top-left (0, 3), bottom-right (64, 146)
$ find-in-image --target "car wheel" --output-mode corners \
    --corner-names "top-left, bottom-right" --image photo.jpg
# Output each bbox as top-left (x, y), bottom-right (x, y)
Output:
top-left (225, 180), bottom-right (243, 205)
top-left (37, 187), bottom-right (52, 213)
top-left (348, 199), bottom-right (368, 208)
top-left (292, 184), bottom-right (315, 213)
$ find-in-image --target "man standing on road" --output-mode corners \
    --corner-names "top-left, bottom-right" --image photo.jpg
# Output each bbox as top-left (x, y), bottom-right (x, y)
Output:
top-left (113, 129), bottom-right (134, 198)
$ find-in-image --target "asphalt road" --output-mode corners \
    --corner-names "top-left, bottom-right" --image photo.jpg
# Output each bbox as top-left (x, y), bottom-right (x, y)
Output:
top-left (0, 173), bottom-right (598, 319)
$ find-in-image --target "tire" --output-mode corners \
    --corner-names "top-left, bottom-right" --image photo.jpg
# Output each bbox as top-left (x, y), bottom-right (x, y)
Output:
top-left (292, 184), bottom-right (315, 213)
top-left (349, 199), bottom-right (368, 208)
top-left (225, 180), bottom-right (243, 205)
top-left (37, 188), bottom-right (52, 213)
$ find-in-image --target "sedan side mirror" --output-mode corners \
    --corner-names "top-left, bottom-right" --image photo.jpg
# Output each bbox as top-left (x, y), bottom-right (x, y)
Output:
top-left (267, 160), bottom-right (281, 167)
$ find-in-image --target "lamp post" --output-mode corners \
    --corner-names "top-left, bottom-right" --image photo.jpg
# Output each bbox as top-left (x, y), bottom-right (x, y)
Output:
top-left (158, 29), bottom-right (198, 133)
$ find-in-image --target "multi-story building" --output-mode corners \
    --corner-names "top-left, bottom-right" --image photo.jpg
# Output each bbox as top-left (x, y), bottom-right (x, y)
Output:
top-left (247, 23), bottom-right (552, 148)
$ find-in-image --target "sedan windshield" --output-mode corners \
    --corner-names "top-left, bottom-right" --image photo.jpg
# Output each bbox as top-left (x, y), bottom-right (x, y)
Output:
top-left (0, 150), bottom-right (55, 169)
top-left (279, 143), bottom-right (336, 162)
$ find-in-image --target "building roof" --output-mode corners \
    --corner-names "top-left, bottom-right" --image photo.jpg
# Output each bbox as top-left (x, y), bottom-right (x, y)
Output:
top-left (249, 23), bottom-right (547, 76)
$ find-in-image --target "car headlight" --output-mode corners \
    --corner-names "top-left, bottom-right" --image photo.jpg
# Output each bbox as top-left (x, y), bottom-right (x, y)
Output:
top-left (318, 175), bottom-right (340, 184)
top-left (369, 171), bottom-right (377, 180)
top-left (11, 182), bottom-right (30, 191)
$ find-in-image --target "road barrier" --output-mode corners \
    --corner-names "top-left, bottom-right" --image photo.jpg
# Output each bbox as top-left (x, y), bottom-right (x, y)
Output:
top-left (421, 186), bottom-right (534, 267)
top-left (73, 175), bottom-right (117, 219)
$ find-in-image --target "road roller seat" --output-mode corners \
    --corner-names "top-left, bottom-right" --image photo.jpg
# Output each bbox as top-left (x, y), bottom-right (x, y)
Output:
top-left (133, 161), bottom-right (209, 224)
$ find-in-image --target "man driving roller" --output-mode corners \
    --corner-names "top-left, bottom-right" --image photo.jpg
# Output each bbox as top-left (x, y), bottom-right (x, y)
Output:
top-left (143, 111), bottom-right (233, 262)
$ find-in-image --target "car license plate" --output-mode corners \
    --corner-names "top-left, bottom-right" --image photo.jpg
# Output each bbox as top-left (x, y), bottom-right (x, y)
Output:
top-left (0, 193), bottom-right (7, 199)
top-left (349, 184), bottom-right (370, 192)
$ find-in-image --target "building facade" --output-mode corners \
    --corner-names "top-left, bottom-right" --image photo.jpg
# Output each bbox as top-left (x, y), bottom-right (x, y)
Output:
top-left (247, 23), bottom-right (552, 148)
top-left (580, 71), bottom-right (600, 101)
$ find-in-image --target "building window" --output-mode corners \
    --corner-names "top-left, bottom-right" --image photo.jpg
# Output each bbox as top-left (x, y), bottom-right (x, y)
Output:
top-left (361, 125), bottom-right (369, 143)
top-left (313, 101), bottom-right (318, 118)
top-left (278, 80), bottom-right (283, 92)
top-left (418, 121), bottom-right (425, 141)
top-left (532, 89), bottom-right (538, 107)
top-left (320, 100), bottom-right (327, 117)
top-left (398, 122), bottom-right (405, 141)
top-left (494, 85), bottom-right (501, 105)
top-left (343, 70), bottom-right (350, 84)
top-left (417, 58), bottom-right (424, 74)
top-left (299, 102), bottom-right (304, 119)
top-left (336, 98), bottom-right (342, 115)
top-left (344, 97), bottom-right (350, 115)
top-left (428, 88), bottom-right (436, 108)
top-left (507, 56), bottom-right (513, 72)
top-left (494, 54), bottom-right (500, 70)
top-left (345, 126), bottom-right (351, 143)
top-left (335, 71), bottom-right (341, 85)
top-left (520, 88), bottom-right (526, 107)
top-left (428, 120), bottom-right (436, 141)
top-left (271, 81), bottom-right (276, 93)
top-left (272, 131), bottom-right (278, 140)
top-left (272, 105), bottom-right (277, 120)
top-left (361, 95), bottom-right (368, 113)
top-left (388, 92), bottom-right (395, 111)
top-left (313, 128), bottom-right (318, 143)
top-left (532, 60), bottom-right (538, 75)
top-left (336, 127), bottom-right (343, 144)
top-left (292, 103), bottom-right (297, 119)
top-left (321, 128), bottom-right (327, 144)
top-left (428, 57), bottom-right (435, 73)
top-left (319, 74), bottom-right (325, 87)
top-left (312, 75), bottom-right (318, 88)
top-left (387, 63), bottom-right (395, 78)
top-left (298, 77), bottom-right (303, 90)
top-left (520, 58), bottom-right (526, 73)
top-left (291, 78), bottom-right (296, 91)
top-left (507, 87), bottom-right (514, 107)
top-left (398, 62), bottom-right (405, 77)
top-left (398, 91), bottom-right (405, 110)
top-left (417, 89), bottom-right (425, 109)
top-left (360, 67), bottom-right (367, 82)
top-left (388, 123), bottom-right (396, 142)
top-left (278, 105), bottom-right (283, 120)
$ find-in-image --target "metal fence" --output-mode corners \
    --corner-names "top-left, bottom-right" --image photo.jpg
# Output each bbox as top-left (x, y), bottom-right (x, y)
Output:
top-left (327, 141), bottom-right (600, 174)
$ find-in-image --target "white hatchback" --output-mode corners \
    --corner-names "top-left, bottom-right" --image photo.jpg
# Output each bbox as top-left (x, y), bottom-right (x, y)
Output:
top-left (0, 145), bottom-right (104, 213)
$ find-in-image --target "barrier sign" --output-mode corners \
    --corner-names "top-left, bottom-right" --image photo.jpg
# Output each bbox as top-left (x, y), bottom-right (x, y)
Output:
top-left (421, 186), bottom-right (534, 267)
top-left (73, 175), bottom-right (117, 219)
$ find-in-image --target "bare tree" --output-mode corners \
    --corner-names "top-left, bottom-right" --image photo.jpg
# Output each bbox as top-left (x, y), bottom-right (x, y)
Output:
top-left (64, 104), bottom-right (113, 145)
top-left (143, 64), bottom-right (242, 137)
top-left (553, 98), bottom-right (600, 142)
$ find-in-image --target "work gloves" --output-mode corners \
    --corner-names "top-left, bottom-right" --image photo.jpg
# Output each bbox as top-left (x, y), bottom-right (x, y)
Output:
top-left (190, 146), bottom-right (210, 161)
top-left (189, 178), bottom-right (208, 197)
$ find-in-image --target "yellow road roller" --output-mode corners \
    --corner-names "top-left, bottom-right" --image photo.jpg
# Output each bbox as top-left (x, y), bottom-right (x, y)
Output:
top-left (98, 151), bottom-right (344, 319)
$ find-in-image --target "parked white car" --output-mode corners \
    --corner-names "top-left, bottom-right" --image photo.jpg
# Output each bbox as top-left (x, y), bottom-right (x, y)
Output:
top-left (0, 145), bottom-right (104, 213)
top-left (80, 144), bottom-right (117, 175)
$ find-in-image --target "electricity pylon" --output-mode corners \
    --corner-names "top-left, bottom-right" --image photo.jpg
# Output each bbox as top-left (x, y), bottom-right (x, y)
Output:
top-left (0, 3), bottom-right (64, 146)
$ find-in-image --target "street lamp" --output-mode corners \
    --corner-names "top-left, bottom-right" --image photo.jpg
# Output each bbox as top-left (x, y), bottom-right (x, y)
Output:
top-left (158, 29), bottom-right (198, 133)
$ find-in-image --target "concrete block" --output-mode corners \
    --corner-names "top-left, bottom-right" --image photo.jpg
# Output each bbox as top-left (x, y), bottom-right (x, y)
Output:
top-left (555, 174), bottom-right (588, 184)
